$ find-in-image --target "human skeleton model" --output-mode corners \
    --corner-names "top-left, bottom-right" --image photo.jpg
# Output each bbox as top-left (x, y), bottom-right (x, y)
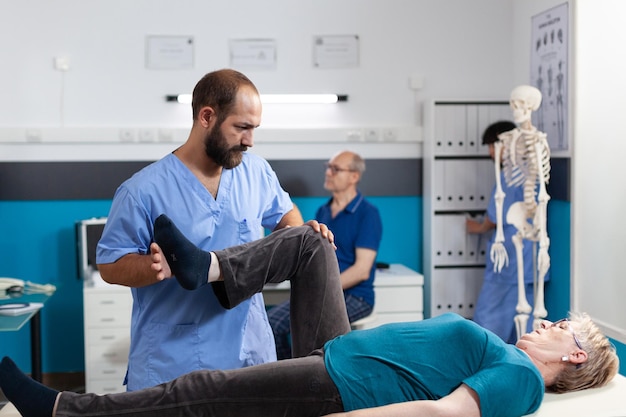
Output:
top-left (490, 85), bottom-right (551, 340)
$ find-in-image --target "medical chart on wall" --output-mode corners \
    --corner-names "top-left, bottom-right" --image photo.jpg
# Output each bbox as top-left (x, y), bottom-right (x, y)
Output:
top-left (530, 3), bottom-right (568, 152)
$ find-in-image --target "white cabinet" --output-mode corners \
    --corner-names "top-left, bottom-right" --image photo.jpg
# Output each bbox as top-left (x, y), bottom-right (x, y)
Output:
top-left (263, 264), bottom-right (424, 329)
top-left (368, 264), bottom-right (424, 328)
top-left (423, 100), bottom-right (510, 319)
top-left (83, 275), bottom-right (132, 394)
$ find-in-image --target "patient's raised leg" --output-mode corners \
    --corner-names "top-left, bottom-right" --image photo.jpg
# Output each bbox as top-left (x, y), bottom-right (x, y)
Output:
top-left (153, 214), bottom-right (351, 357)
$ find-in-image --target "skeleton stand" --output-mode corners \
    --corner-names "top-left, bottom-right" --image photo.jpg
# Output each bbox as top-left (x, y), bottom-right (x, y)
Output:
top-left (490, 86), bottom-right (551, 340)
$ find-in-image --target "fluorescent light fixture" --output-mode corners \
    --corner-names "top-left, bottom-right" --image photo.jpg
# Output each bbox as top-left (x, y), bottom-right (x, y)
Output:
top-left (166, 93), bottom-right (347, 104)
top-left (260, 94), bottom-right (348, 104)
top-left (165, 94), bottom-right (192, 104)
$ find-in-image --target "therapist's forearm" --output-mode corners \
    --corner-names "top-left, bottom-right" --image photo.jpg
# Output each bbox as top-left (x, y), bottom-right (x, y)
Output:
top-left (98, 253), bottom-right (162, 288)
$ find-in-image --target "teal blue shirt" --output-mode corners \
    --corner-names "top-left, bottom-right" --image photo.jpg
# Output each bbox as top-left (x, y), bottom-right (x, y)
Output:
top-left (324, 313), bottom-right (543, 417)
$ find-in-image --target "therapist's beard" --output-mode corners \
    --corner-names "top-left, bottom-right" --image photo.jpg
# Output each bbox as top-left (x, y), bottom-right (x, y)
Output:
top-left (204, 124), bottom-right (247, 169)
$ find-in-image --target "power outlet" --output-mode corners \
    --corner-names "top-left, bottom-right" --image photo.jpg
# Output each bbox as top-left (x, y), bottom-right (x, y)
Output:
top-left (54, 57), bottom-right (70, 72)
top-left (346, 130), bottom-right (362, 141)
top-left (158, 129), bottom-right (174, 142)
top-left (382, 128), bottom-right (398, 141)
top-left (25, 129), bottom-right (42, 142)
top-left (119, 129), bottom-right (135, 142)
top-left (138, 129), bottom-right (156, 142)
top-left (363, 128), bottom-right (379, 141)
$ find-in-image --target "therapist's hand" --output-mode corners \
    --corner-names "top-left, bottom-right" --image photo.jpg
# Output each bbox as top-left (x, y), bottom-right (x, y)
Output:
top-left (303, 219), bottom-right (336, 249)
top-left (149, 242), bottom-right (173, 281)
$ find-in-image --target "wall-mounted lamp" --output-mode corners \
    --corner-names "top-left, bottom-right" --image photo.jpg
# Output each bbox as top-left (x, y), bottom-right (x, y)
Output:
top-left (165, 93), bottom-right (348, 104)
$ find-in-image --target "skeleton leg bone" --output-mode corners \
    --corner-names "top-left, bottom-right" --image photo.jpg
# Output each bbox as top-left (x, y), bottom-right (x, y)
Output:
top-left (531, 141), bottom-right (551, 326)
top-left (507, 206), bottom-right (533, 340)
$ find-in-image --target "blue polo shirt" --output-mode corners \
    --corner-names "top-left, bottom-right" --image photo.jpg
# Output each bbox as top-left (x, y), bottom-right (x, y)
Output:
top-left (315, 191), bottom-right (382, 306)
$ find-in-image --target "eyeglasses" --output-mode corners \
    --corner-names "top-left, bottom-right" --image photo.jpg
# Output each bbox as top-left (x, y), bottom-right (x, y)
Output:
top-left (324, 163), bottom-right (355, 175)
top-left (552, 318), bottom-right (584, 351)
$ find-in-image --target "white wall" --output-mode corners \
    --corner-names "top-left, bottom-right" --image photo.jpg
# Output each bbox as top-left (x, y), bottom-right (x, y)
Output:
top-left (571, 0), bottom-right (626, 342)
top-left (0, 0), bottom-right (515, 134)
top-left (514, 0), bottom-right (626, 342)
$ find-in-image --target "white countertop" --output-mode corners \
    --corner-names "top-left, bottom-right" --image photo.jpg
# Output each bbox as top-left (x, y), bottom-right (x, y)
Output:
top-left (264, 263), bottom-right (423, 291)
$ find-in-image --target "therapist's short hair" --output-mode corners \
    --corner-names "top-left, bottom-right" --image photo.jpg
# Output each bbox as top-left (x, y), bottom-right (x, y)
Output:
top-left (191, 69), bottom-right (259, 121)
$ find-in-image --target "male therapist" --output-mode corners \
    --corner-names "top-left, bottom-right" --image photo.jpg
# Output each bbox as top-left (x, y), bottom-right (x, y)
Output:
top-left (97, 69), bottom-right (332, 390)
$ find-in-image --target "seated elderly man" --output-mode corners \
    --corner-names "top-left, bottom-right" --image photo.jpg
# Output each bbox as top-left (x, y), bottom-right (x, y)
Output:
top-left (0, 215), bottom-right (619, 417)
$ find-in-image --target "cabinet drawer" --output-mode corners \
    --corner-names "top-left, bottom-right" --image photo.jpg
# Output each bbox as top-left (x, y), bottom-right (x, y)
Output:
top-left (85, 343), bottom-right (129, 377)
top-left (85, 361), bottom-right (127, 381)
top-left (374, 286), bottom-right (423, 313)
top-left (86, 327), bottom-right (130, 347)
top-left (84, 293), bottom-right (132, 327)
top-left (86, 378), bottom-right (126, 395)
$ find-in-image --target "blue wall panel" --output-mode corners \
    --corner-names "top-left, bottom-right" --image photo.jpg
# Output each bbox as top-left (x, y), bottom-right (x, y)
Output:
top-left (2, 197), bottom-right (623, 375)
top-left (292, 196), bottom-right (422, 273)
top-left (0, 200), bottom-right (111, 372)
top-left (0, 196), bottom-right (421, 373)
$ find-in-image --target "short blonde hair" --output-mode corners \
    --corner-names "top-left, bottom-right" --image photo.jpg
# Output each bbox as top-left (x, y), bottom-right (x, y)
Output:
top-left (549, 312), bottom-right (620, 393)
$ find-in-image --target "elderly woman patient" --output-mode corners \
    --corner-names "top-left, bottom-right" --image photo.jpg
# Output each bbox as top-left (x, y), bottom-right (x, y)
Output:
top-left (0, 215), bottom-right (619, 417)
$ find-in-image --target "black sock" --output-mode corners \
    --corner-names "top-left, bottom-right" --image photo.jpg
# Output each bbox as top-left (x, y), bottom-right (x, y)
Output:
top-left (153, 214), bottom-right (211, 290)
top-left (0, 356), bottom-right (57, 417)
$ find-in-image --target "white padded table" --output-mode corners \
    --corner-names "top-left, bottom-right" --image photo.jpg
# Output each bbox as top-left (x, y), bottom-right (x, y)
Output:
top-left (526, 373), bottom-right (626, 417)
top-left (1, 375), bottom-right (625, 416)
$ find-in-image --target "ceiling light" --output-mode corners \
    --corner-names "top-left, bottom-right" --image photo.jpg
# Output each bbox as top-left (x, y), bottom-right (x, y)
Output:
top-left (166, 93), bottom-right (347, 104)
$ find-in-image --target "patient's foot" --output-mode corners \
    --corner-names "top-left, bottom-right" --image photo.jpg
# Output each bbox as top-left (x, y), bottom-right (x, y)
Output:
top-left (0, 356), bottom-right (57, 417)
top-left (154, 214), bottom-right (211, 290)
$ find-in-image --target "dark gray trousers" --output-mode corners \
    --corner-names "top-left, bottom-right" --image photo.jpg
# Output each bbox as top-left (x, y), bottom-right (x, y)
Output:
top-left (56, 226), bottom-right (350, 417)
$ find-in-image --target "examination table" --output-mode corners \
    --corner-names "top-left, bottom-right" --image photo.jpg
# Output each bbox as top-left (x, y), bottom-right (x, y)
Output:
top-left (1, 374), bottom-right (624, 416)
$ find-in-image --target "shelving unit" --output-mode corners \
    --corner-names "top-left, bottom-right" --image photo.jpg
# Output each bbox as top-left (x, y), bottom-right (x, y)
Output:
top-left (423, 100), bottom-right (511, 319)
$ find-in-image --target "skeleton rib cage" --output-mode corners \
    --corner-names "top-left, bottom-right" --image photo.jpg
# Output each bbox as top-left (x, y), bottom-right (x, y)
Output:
top-left (500, 127), bottom-right (551, 222)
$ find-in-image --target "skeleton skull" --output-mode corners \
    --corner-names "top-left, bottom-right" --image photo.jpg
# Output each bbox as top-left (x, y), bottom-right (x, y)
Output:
top-left (510, 85), bottom-right (542, 124)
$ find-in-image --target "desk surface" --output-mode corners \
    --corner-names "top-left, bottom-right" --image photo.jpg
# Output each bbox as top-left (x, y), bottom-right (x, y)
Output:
top-left (0, 293), bottom-right (51, 332)
top-left (375, 264), bottom-right (424, 286)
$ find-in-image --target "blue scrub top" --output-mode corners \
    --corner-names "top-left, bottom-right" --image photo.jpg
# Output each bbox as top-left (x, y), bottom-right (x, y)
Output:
top-left (315, 191), bottom-right (382, 306)
top-left (97, 152), bottom-right (293, 390)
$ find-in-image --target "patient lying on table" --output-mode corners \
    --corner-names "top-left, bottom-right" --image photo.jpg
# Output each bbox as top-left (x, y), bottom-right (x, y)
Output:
top-left (0, 215), bottom-right (619, 417)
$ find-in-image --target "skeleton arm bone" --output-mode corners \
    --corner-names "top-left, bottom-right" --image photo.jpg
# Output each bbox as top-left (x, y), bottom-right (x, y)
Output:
top-left (490, 141), bottom-right (509, 272)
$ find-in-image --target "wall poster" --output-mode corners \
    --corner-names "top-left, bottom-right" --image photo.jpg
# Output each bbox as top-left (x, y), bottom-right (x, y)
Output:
top-left (530, 2), bottom-right (569, 152)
